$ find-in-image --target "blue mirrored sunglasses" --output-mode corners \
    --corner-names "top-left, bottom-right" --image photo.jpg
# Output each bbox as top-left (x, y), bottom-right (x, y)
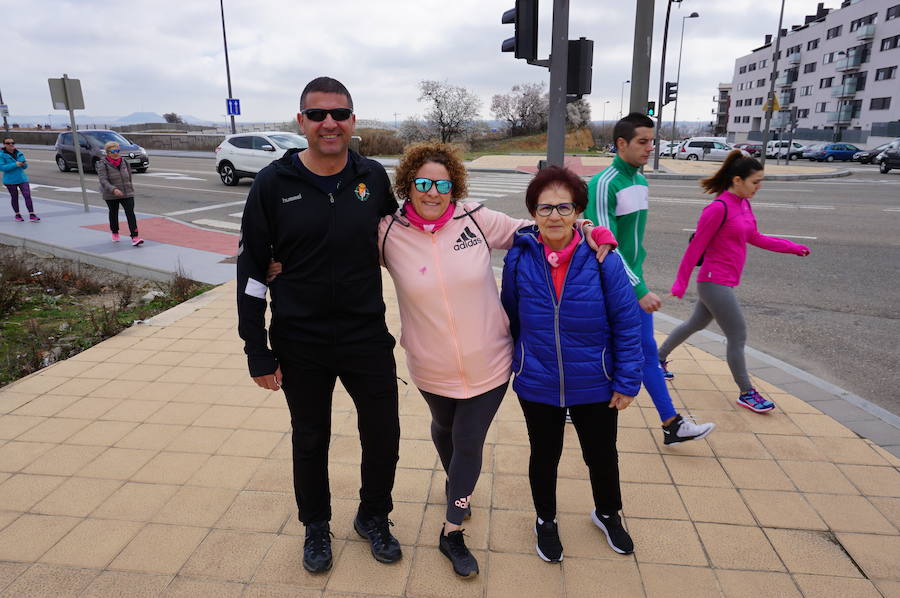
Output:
top-left (108, 149), bottom-right (121, 154)
top-left (413, 178), bottom-right (453, 194)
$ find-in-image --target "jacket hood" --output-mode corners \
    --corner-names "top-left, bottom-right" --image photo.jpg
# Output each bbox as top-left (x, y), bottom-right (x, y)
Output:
top-left (269, 147), bottom-right (370, 182)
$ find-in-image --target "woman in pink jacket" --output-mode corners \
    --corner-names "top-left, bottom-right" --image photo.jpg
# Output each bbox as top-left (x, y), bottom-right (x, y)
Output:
top-left (659, 150), bottom-right (810, 414)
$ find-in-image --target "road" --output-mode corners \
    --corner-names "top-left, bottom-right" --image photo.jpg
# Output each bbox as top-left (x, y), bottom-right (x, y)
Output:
top-left (17, 148), bottom-right (900, 416)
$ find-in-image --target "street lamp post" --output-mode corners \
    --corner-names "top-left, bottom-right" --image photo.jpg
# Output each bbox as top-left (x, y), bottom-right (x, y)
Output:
top-left (219, 0), bottom-right (236, 135)
top-left (670, 12), bottom-right (699, 152)
top-left (834, 50), bottom-right (849, 142)
top-left (652, 0), bottom-right (683, 172)
top-left (760, 0), bottom-right (787, 168)
top-left (619, 80), bottom-right (630, 119)
top-left (601, 100), bottom-right (610, 145)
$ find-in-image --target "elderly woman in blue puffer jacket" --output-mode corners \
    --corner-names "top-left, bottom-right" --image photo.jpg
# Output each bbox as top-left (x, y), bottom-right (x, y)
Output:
top-left (501, 165), bottom-right (643, 563)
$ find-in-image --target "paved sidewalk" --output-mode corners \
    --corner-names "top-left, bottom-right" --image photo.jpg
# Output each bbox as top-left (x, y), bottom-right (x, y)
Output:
top-left (0, 274), bottom-right (898, 597)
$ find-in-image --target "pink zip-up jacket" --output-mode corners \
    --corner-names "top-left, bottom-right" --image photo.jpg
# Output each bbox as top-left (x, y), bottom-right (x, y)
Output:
top-left (671, 190), bottom-right (809, 298)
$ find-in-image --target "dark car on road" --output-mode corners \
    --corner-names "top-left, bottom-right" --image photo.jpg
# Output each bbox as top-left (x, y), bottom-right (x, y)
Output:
top-left (809, 143), bottom-right (861, 162)
top-left (55, 130), bottom-right (150, 173)
top-left (802, 143), bottom-right (825, 160)
top-left (854, 139), bottom-right (900, 165)
top-left (734, 142), bottom-right (763, 157)
top-left (879, 143), bottom-right (900, 174)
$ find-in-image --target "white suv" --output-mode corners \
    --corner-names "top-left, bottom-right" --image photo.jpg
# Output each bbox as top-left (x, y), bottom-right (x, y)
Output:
top-left (676, 137), bottom-right (746, 161)
top-left (215, 131), bottom-right (308, 185)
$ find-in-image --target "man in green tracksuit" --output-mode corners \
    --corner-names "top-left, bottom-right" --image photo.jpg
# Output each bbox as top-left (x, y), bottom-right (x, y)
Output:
top-left (586, 112), bottom-right (715, 445)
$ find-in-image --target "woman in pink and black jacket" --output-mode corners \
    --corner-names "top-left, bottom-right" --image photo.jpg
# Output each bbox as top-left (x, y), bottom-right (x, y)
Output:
top-left (658, 151), bottom-right (810, 414)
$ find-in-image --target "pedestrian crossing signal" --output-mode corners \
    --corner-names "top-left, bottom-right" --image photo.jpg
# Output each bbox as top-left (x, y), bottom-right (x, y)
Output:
top-left (647, 101), bottom-right (656, 117)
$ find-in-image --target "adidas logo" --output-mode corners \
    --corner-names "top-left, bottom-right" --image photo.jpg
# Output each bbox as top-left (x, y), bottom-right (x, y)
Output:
top-left (453, 226), bottom-right (483, 251)
top-left (281, 193), bottom-right (302, 204)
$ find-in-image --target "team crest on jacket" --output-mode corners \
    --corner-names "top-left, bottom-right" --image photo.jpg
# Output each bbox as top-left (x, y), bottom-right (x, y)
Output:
top-left (354, 183), bottom-right (370, 201)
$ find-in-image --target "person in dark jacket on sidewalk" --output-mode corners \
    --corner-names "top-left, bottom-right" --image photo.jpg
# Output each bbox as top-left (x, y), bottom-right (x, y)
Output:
top-left (501, 166), bottom-right (644, 562)
top-left (97, 141), bottom-right (142, 246)
top-left (236, 77), bottom-right (402, 574)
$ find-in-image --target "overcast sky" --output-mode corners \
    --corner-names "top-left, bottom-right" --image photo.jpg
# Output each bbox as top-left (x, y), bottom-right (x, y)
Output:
top-left (5, 0), bottom-right (832, 126)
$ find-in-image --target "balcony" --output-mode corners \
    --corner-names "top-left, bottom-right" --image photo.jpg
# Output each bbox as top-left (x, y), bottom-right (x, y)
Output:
top-left (835, 53), bottom-right (862, 71)
top-left (856, 23), bottom-right (875, 40)
top-left (786, 53), bottom-right (801, 65)
top-left (831, 80), bottom-right (858, 97)
top-left (778, 93), bottom-right (793, 107)
top-left (827, 107), bottom-right (854, 123)
top-left (775, 75), bottom-right (796, 87)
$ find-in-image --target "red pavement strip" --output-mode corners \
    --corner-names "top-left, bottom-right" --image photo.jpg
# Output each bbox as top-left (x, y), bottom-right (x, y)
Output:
top-left (516, 156), bottom-right (604, 176)
top-left (83, 217), bottom-right (239, 256)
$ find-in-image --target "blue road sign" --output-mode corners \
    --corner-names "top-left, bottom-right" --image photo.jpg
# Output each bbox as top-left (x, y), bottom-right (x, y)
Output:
top-left (226, 98), bottom-right (240, 116)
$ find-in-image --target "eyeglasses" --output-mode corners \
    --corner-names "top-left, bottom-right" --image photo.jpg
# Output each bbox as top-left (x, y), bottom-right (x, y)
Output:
top-left (3, 141), bottom-right (13, 145)
top-left (535, 203), bottom-right (576, 217)
top-left (108, 149), bottom-right (121, 154)
top-left (301, 108), bottom-right (353, 122)
top-left (413, 178), bottom-right (453, 194)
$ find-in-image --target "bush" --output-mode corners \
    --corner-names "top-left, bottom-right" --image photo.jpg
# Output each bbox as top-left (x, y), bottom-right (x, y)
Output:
top-left (0, 275), bottom-right (22, 317)
top-left (357, 129), bottom-right (405, 156)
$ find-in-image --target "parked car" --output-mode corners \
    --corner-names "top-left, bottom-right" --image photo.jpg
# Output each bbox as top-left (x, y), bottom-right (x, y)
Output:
top-left (802, 143), bottom-right (826, 160)
top-left (214, 131), bottom-right (308, 185)
top-left (766, 140), bottom-right (805, 159)
top-left (734, 142), bottom-right (763, 157)
top-left (879, 142), bottom-right (900, 174)
top-left (808, 143), bottom-right (862, 162)
top-left (675, 137), bottom-right (748, 161)
top-left (55, 130), bottom-right (150, 173)
top-left (853, 140), bottom-right (900, 165)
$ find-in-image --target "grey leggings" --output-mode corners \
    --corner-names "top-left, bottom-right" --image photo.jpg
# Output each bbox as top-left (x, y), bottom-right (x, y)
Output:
top-left (419, 381), bottom-right (507, 525)
top-left (659, 282), bottom-right (752, 392)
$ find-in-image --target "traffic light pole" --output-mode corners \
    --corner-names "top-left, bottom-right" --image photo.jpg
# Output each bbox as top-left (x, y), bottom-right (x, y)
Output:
top-left (760, 0), bottom-right (786, 168)
top-left (629, 0), bottom-right (654, 117)
top-left (546, 0), bottom-right (570, 167)
top-left (652, 0), bottom-right (677, 172)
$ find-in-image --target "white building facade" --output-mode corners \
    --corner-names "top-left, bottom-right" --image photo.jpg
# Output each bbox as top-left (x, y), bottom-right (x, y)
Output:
top-left (728, 0), bottom-right (900, 145)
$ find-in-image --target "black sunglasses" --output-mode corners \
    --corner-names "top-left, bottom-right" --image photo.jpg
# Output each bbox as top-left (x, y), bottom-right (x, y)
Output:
top-left (3, 141), bottom-right (14, 145)
top-left (301, 108), bottom-right (353, 122)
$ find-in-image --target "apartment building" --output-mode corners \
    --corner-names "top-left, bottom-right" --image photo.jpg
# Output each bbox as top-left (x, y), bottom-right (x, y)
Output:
top-left (713, 83), bottom-right (732, 136)
top-left (728, 0), bottom-right (900, 144)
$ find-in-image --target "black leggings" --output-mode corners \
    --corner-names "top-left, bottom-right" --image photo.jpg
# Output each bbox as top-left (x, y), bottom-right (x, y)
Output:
top-left (420, 381), bottom-right (507, 525)
top-left (519, 398), bottom-right (620, 521)
top-left (105, 197), bottom-right (138, 237)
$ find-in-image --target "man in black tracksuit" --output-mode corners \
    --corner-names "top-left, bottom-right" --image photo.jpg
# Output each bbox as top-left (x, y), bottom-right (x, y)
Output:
top-left (236, 77), bottom-right (401, 574)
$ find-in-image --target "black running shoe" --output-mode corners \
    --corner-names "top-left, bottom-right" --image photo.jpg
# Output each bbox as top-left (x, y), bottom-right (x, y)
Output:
top-left (439, 528), bottom-right (479, 578)
top-left (534, 518), bottom-right (563, 562)
top-left (591, 510), bottom-right (634, 554)
top-left (353, 512), bottom-right (402, 563)
top-left (303, 520), bottom-right (333, 573)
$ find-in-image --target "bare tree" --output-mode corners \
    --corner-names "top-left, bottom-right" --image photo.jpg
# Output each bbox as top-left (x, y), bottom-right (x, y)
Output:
top-left (565, 99), bottom-right (591, 130)
top-left (397, 116), bottom-right (430, 143)
top-left (490, 83), bottom-right (549, 136)
top-left (162, 112), bottom-right (184, 124)
top-left (418, 80), bottom-right (482, 143)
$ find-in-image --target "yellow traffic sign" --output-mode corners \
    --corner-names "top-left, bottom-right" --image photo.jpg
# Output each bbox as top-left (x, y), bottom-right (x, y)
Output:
top-left (762, 96), bottom-right (780, 113)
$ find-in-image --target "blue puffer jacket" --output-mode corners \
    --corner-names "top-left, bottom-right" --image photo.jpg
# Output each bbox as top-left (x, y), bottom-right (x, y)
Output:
top-left (500, 226), bottom-right (643, 407)
top-left (0, 149), bottom-right (29, 185)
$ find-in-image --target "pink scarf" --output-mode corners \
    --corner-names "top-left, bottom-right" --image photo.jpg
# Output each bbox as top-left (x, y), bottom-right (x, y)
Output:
top-left (403, 200), bottom-right (455, 233)
top-left (106, 156), bottom-right (122, 167)
top-left (539, 228), bottom-right (581, 300)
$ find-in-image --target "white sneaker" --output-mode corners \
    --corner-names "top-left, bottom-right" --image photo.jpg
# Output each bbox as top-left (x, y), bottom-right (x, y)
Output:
top-left (662, 414), bottom-right (715, 445)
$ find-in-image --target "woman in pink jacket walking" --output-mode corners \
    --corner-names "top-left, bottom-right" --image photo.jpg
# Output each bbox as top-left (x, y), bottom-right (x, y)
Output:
top-left (659, 150), bottom-right (810, 413)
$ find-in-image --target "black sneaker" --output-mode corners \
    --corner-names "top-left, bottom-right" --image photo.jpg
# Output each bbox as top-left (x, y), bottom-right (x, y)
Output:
top-left (591, 510), bottom-right (634, 554)
top-left (662, 413), bottom-right (716, 445)
top-left (303, 520), bottom-right (333, 573)
top-left (353, 512), bottom-right (402, 563)
top-left (438, 528), bottom-right (479, 578)
top-left (534, 518), bottom-right (563, 562)
top-left (445, 480), bottom-right (472, 520)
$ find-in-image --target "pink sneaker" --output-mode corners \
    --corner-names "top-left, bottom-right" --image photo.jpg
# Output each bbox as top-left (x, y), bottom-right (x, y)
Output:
top-left (14, 214), bottom-right (24, 222)
top-left (111, 233), bottom-right (120, 242)
top-left (131, 237), bottom-right (144, 247)
top-left (29, 213), bottom-right (40, 222)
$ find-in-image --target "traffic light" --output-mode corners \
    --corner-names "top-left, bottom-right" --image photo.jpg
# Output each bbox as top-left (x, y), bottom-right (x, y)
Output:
top-left (664, 81), bottom-right (678, 106)
top-left (566, 37), bottom-right (594, 96)
top-left (501, 0), bottom-right (538, 61)
top-left (647, 101), bottom-right (656, 117)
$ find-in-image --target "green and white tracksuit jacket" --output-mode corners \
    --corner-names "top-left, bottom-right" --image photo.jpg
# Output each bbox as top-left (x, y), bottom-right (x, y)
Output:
top-left (585, 155), bottom-right (649, 300)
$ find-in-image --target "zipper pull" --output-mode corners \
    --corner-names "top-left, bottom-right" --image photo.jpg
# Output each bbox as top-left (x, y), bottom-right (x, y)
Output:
top-left (328, 193), bottom-right (335, 205)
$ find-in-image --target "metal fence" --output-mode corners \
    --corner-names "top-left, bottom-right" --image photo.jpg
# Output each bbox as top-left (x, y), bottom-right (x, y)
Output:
top-left (871, 121), bottom-right (900, 138)
top-left (746, 128), bottom-right (868, 143)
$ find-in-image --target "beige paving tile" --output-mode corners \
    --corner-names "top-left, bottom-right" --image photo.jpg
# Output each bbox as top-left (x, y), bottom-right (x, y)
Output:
top-left (493, 443), bottom-right (529, 475)
top-left (79, 361), bottom-right (136, 380)
top-left (215, 490), bottom-right (292, 532)
top-left (397, 437), bottom-right (438, 470)
top-left (559, 557), bottom-right (642, 597)
top-left (8, 375), bottom-right (69, 395)
top-left (192, 405), bottom-right (255, 428)
top-left (245, 459), bottom-right (293, 494)
top-left (778, 460), bottom-right (859, 494)
top-left (187, 455), bottom-right (263, 489)
top-left (180, 529), bottom-right (274, 581)
top-left (0, 414), bottom-right (47, 439)
top-left (405, 545), bottom-right (486, 598)
top-left (152, 486), bottom-right (238, 527)
top-left (23, 443), bottom-right (105, 476)
top-left (619, 452), bottom-right (671, 483)
top-left (874, 580), bottom-right (900, 598)
top-left (325, 540), bottom-right (412, 594)
top-left (137, 381), bottom-right (190, 401)
top-left (487, 508), bottom-right (538, 555)
top-left (719, 458), bottom-right (795, 491)
top-left (242, 407), bottom-right (291, 432)
top-left (390, 466), bottom-right (436, 503)
top-left (0, 561), bottom-right (30, 592)
top-left (41, 359), bottom-right (98, 378)
top-left (0, 440), bottom-right (55, 472)
top-left (100, 399), bottom-right (166, 423)
top-left (616, 426), bottom-right (658, 453)
top-left (12, 395), bottom-right (79, 417)
top-left (0, 392), bottom-right (37, 415)
top-left (79, 571), bottom-right (173, 598)
top-left (0, 510), bottom-right (19, 531)
top-left (92, 380), bottom-right (153, 400)
top-left (641, 563), bottom-right (721, 598)
top-left (787, 413), bottom-right (857, 437)
top-left (0, 513), bottom-right (80, 561)
top-left (837, 464), bottom-right (900, 497)
top-left (65, 420), bottom-right (138, 446)
top-left (806, 493), bottom-right (896, 533)
top-left (764, 528), bottom-right (861, 577)
top-left (32, 477), bottom-right (122, 517)
top-left (160, 577), bottom-right (245, 598)
top-left (47, 377), bottom-right (109, 397)
top-left (556, 477), bottom-right (600, 514)
top-left (145, 402), bottom-right (208, 425)
top-left (179, 352), bottom-right (228, 368)
top-left (16, 417), bottom-right (91, 443)
top-left (766, 393), bottom-right (823, 414)
top-left (93, 482), bottom-right (179, 521)
top-left (105, 349), bottom-right (160, 365)
top-left (56, 397), bottom-right (121, 419)
top-left (115, 423), bottom-right (186, 450)
top-left (621, 482), bottom-right (689, 520)
top-left (663, 455), bottom-right (732, 487)
top-left (706, 431), bottom-right (771, 459)
top-left (740, 489), bottom-right (827, 530)
top-left (164, 425), bottom-right (233, 454)
top-left (0, 563), bottom-right (98, 598)
top-left (757, 434), bottom-right (823, 461)
top-left (0, 473), bottom-right (66, 511)
top-left (715, 570), bottom-right (800, 598)
top-left (870, 496), bottom-right (900, 529)
top-left (484, 551), bottom-right (563, 598)
top-left (836, 532), bottom-right (900, 579)
top-left (243, 584), bottom-right (322, 598)
top-left (76, 447), bottom-right (157, 480)
top-left (627, 518), bottom-right (707, 565)
top-left (116, 364), bottom-right (171, 382)
top-left (40, 518), bottom-right (144, 568)
top-left (251, 534), bottom-right (337, 589)
top-left (217, 429), bottom-right (283, 458)
top-left (109, 523), bottom-right (209, 574)
top-left (792, 574), bottom-right (882, 598)
top-left (679, 486), bottom-right (755, 525)
top-left (696, 522), bottom-right (784, 571)
top-left (130, 451), bottom-right (209, 485)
